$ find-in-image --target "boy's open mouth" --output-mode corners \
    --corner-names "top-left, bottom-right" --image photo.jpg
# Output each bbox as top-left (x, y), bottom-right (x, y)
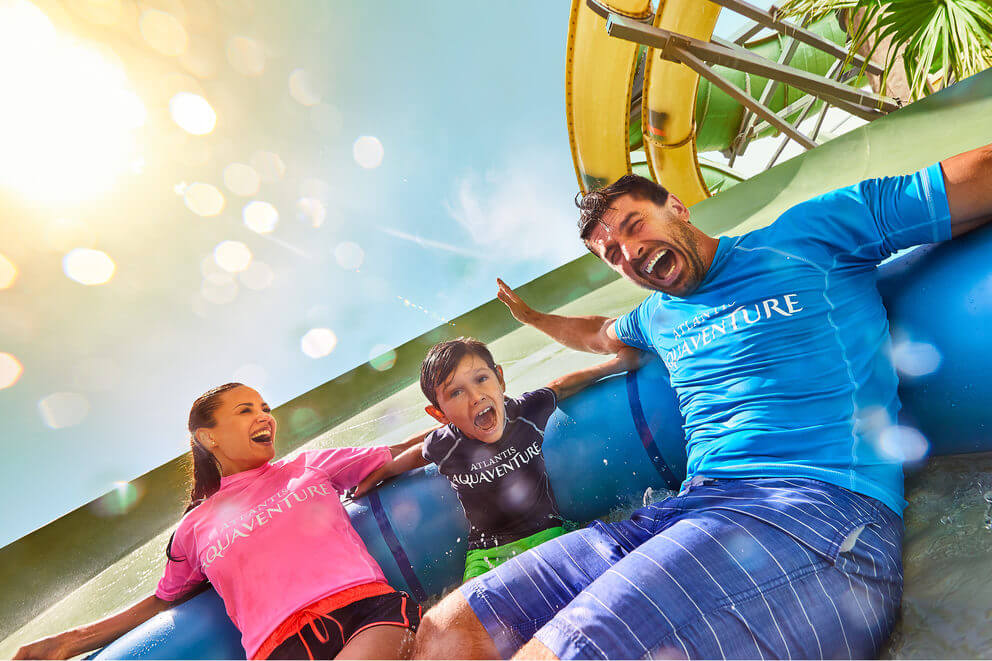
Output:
top-left (250, 429), bottom-right (273, 445)
top-left (473, 406), bottom-right (498, 432)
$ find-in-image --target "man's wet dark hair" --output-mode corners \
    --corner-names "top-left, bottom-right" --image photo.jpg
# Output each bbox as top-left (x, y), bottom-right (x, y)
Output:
top-left (576, 174), bottom-right (671, 244)
top-left (420, 337), bottom-right (498, 408)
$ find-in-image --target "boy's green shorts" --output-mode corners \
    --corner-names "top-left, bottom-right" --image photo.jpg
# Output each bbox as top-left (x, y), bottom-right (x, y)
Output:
top-left (463, 526), bottom-right (567, 581)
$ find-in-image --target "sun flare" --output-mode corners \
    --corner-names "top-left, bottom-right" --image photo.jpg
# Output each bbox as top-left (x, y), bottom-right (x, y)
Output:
top-left (0, 1), bottom-right (145, 204)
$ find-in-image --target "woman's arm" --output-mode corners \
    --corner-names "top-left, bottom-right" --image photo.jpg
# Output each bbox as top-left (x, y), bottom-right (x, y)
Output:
top-left (13, 594), bottom-right (173, 659)
top-left (547, 347), bottom-right (650, 401)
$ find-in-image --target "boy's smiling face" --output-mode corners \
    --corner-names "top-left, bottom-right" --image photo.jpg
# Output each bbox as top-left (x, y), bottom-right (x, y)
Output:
top-left (426, 353), bottom-right (507, 444)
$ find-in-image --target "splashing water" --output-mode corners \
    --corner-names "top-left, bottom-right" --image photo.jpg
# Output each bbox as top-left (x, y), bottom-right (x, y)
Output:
top-left (983, 490), bottom-right (992, 531)
top-left (396, 295), bottom-right (452, 325)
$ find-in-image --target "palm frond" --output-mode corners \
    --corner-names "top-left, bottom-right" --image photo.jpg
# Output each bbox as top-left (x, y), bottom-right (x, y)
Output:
top-left (777, 0), bottom-right (861, 23)
top-left (780, 0), bottom-right (992, 101)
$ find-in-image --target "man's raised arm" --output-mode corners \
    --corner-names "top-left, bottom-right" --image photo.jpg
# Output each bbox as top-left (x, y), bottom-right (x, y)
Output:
top-left (942, 142), bottom-right (992, 238)
top-left (496, 278), bottom-right (627, 355)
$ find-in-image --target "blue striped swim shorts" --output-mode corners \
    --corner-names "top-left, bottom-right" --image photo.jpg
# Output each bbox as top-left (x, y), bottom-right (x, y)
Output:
top-left (460, 477), bottom-right (903, 659)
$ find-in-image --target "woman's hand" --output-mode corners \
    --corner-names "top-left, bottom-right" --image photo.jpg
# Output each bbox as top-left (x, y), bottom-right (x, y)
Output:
top-left (13, 632), bottom-right (79, 660)
top-left (13, 594), bottom-right (171, 660)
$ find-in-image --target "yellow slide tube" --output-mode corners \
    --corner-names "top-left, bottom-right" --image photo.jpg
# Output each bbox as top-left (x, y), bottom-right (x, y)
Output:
top-left (566, 0), bottom-right (652, 193)
top-left (641, 0), bottom-right (722, 206)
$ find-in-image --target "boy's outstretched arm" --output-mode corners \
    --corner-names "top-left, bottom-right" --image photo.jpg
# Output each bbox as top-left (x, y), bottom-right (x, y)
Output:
top-left (547, 347), bottom-right (650, 401)
top-left (353, 427), bottom-right (436, 498)
top-left (497, 278), bottom-right (628, 355)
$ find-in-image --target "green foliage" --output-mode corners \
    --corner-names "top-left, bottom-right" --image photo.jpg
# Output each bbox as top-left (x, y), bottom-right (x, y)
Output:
top-left (779, 0), bottom-right (992, 100)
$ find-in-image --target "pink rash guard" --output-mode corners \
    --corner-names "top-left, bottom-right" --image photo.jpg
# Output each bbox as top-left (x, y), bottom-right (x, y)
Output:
top-left (156, 446), bottom-right (392, 658)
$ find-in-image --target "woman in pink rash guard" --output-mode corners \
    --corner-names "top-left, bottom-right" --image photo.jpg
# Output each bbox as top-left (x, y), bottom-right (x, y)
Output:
top-left (14, 383), bottom-right (421, 660)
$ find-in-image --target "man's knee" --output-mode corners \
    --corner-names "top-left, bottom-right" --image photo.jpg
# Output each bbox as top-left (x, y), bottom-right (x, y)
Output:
top-left (512, 639), bottom-right (559, 660)
top-left (414, 589), bottom-right (499, 660)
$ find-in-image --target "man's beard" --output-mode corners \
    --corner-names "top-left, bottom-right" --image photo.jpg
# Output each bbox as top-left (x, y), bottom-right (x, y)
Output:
top-left (640, 224), bottom-right (706, 296)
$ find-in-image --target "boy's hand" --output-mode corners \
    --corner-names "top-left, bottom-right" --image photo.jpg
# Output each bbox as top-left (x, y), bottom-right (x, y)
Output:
top-left (353, 466), bottom-right (390, 499)
top-left (497, 279), bottom-right (538, 325)
top-left (614, 346), bottom-right (650, 372)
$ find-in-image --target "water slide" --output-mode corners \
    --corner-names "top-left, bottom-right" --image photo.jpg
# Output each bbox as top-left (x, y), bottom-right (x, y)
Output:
top-left (567, 0), bottom-right (847, 202)
top-left (2, 67), bottom-right (991, 658)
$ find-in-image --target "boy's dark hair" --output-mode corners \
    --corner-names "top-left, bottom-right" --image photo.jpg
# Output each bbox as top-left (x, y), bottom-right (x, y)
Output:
top-left (420, 337), bottom-right (498, 408)
top-left (575, 174), bottom-right (670, 244)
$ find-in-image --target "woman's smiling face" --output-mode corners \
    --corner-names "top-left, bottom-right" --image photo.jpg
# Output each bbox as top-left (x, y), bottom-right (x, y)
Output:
top-left (195, 385), bottom-right (277, 475)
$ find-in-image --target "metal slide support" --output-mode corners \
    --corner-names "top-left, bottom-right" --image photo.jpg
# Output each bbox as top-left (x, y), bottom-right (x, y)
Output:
top-left (605, 14), bottom-right (899, 118)
top-left (729, 35), bottom-right (802, 165)
top-left (705, 0), bottom-right (885, 77)
top-left (732, 21), bottom-right (766, 46)
top-left (676, 49), bottom-right (818, 150)
top-left (749, 66), bottom-right (862, 137)
top-left (764, 58), bottom-right (845, 167)
top-left (748, 64), bottom-right (858, 135)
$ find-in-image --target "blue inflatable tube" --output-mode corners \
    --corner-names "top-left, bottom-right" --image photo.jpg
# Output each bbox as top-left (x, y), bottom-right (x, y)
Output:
top-left (93, 225), bottom-right (992, 659)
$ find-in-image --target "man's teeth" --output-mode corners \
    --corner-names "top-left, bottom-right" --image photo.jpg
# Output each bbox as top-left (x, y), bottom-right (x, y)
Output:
top-left (644, 249), bottom-right (669, 275)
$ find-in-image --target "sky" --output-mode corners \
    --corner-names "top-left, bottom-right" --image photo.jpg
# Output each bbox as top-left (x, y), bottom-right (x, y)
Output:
top-left (0, 0), bottom-right (595, 548)
top-left (0, 0), bottom-right (779, 548)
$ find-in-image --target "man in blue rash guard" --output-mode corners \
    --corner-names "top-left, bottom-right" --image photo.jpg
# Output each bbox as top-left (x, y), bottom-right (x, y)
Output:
top-left (412, 142), bottom-right (992, 661)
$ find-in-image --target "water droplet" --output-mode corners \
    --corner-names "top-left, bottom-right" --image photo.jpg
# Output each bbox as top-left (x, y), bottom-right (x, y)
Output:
top-left (63, 248), bottom-right (115, 285)
top-left (226, 36), bottom-right (264, 76)
top-left (38, 392), bottom-right (90, 428)
top-left (353, 136), bottom-right (383, 169)
top-left (169, 92), bottom-right (216, 135)
top-left (301, 328), bottom-right (337, 358)
top-left (243, 201), bottom-right (279, 233)
top-left (138, 9), bottom-right (187, 57)
top-left (0, 352), bottom-right (24, 389)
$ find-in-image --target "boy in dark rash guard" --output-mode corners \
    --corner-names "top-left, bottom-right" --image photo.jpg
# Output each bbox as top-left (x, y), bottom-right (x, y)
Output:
top-left (355, 337), bottom-right (645, 581)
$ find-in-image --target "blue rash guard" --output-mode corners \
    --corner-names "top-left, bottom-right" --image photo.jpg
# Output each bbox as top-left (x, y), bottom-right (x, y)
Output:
top-left (614, 164), bottom-right (951, 515)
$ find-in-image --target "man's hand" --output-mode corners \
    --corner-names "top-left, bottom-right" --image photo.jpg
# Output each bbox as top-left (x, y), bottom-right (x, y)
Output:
top-left (497, 279), bottom-right (625, 355)
top-left (497, 278), bottom-right (539, 325)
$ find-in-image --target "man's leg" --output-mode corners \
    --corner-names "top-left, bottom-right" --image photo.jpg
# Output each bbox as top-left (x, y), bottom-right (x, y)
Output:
top-left (338, 625), bottom-right (415, 660)
top-left (513, 639), bottom-right (559, 660)
top-left (414, 590), bottom-right (500, 660)
top-left (415, 511), bottom-right (664, 660)
top-left (524, 505), bottom-right (902, 659)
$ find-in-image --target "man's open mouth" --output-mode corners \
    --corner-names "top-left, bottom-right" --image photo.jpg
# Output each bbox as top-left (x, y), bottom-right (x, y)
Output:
top-left (473, 406), bottom-right (498, 432)
top-left (642, 247), bottom-right (680, 286)
top-left (250, 429), bottom-right (273, 444)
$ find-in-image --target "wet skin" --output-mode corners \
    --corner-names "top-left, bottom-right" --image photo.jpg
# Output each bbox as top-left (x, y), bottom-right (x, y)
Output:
top-left (195, 385), bottom-right (277, 476)
top-left (585, 192), bottom-right (719, 297)
top-left (426, 354), bottom-right (508, 444)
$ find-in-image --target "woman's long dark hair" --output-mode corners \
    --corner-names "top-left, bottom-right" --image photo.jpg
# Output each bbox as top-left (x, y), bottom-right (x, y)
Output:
top-left (165, 383), bottom-right (243, 561)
